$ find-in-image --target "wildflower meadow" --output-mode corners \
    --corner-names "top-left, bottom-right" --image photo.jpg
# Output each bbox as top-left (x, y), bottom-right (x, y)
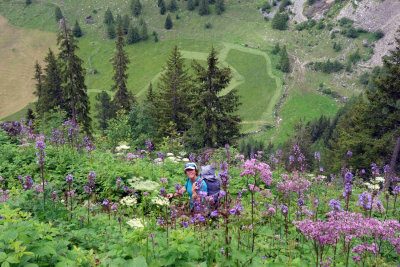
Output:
top-left (0, 120), bottom-right (399, 266)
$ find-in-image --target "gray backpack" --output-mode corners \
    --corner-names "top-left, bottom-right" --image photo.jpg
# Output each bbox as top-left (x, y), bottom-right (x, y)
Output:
top-left (198, 165), bottom-right (221, 203)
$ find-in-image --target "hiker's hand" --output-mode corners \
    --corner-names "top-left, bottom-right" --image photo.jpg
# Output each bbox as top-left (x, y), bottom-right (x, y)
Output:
top-left (167, 193), bottom-right (174, 199)
top-left (192, 182), bottom-right (197, 194)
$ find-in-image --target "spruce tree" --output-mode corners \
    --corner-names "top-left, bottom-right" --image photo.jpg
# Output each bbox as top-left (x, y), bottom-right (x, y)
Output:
top-left (198, 0), bottom-right (210, 16)
top-left (57, 19), bottom-right (92, 134)
top-left (146, 83), bottom-right (154, 103)
top-left (158, 0), bottom-right (163, 7)
top-left (107, 23), bottom-right (116, 39)
top-left (26, 108), bottom-right (35, 123)
top-left (160, 0), bottom-right (166, 15)
top-left (111, 25), bottom-right (135, 112)
top-left (42, 49), bottom-right (63, 112)
top-left (115, 14), bottom-right (122, 26)
top-left (215, 0), bottom-right (225, 15)
top-left (131, 0), bottom-right (142, 17)
top-left (122, 14), bottom-right (130, 34)
top-left (72, 20), bottom-right (82, 37)
top-left (95, 90), bottom-right (113, 135)
top-left (127, 25), bottom-right (141, 44)
top-left (187, 0), bottom-right (195, 11)
top-left (33, 61), bottom-right (44, 115)
top-left (165, 14), bottom-right (173, 30)
top-left (104, 8), bottom-right (115, 25)
top-left (272, 12), bottom-right (288, 30)
top-left (191, 47), bottom-right (241, 147)
top-left (195, 0), bottom-right (200, 6)
top-left (279, 45), bottom-right (290, 73)
top-left (140, 21), bottom-right (148, 40)
top-left (55, 7), bottom-right (63, 22)
top-left (26, 0), bottom-right (32, 6)
top-left (154, 45), bottom-right (191, 136)
top-left (168, 0), bottom-right (178, 12)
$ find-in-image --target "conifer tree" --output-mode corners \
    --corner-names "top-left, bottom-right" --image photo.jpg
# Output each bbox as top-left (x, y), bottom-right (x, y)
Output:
top-left (158, 0), bottom-right (163, 7)
top-left (127, 25), bottom-right (141, 44)
top-left (26, 108), bottom-right (35, 123)
top-left (95, 90), bottom-right (113, 135)
top-left (146, 83), bottom-right (154, 103)
top-left (272, 12), bottom-right (288, 30)
top-left (154, 46), bottom-right (191, 136)
top-left (279, 45), bottom-right (290, 73)
top-left (208, 0), bottom-right (215, 4)
top-left (115, 14), bottom-right (122, 26)
top-left (191, 47), bottom-right (241, 148)
top-left (199, 0), bottom-right (210, 15)
top-left (215, 0), bottom-right (225, 15)
top-left (165, 14), bottom-right (173, 29)
top-left (72, 20), bottom-right (82, 37)
top-left (195, 0), bottom-right (200, 6)
top-left (33, 61), bottom-right (44, 115)
top-left (42, 49), bottom-right (63, 112)
top-left (104, 8), bottom-right (115, 25)
top-left (107, 23), bottom-right (116, 39)
top-left (25, 0), bottom-right (32, 6)
top-left (55, 6), bottom-right (63, 22)
top-left (187, 0), bottom-right (195, 11)
top-left (168, 0), bottom-right (178, 12)
top-left (140, 21), bottom-right (148, 40)
top-left (131, 0), bottom-right (142, 17)
top-left (57, 19), bottom-right (92, 134)
top-left (111, 25), bottom-right (135, 112)
top-left (160, 0), bottom-right (166, 15)
top-left (122, 14), bottom-right (130, 34)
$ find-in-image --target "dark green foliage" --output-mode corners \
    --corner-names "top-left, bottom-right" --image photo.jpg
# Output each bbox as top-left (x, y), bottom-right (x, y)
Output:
top-left (160, 0), bottom-right (167, 14)
top-left (272, 43), bottom-right (280, 54)
top-left (278, 45), bottom-right (290, 73)
top-left (209, 0), bottom-right (215, 3)
top-left (131, 0), bottom-right (142, 17)
top-left (158, 0), bottom-right (163, 7)
top-left (187, 0), bottom-right (195, 11)
top-left (165, 14), bottom-right (173, 30)
top-left (95, 90), bottom-right (113, 135)
top-left (168, 0), bottom-right (178, 12)
top-left (347, 49), bottom-right (361, 65)
top-left (104, 8), bottom-right (115, 25)
top-left (333, 42), bottom-right (342, 52)
top-left (115, 14), bottom-right (123, 26)
top-left (55, 6), bottom-right (63, 22)
top-left (278, 0), bottom-right (290, 13)
top-left (25, 0), bottom-right (32, 6)
top-left (153, 31), bottom-right (159, 42)
top-left (199, 0), bottom-right (210, 16)
top-left (140, 23), bottom-right (148, 40)
top-left (122, 14), bottom-right (130, 34)
top-left (342, 26), bottom-right (359, 38)
top-left (339, 17), bottom-right (353, 27)
top-left (33, 61), bottom-right (44, 115)
top-left (272, 12), bottom-right (288, 30)
top-left (308, 59), bottom-right (344, 73)
top-left (316, 20), bottom-right (325, 30)
top-left (205, 22), bottom-right (212, 29)
top-left (261, 1), bottom-right (271, 12)
top-left (26, 108), bottom-right (35, 123)
top-left (146, 83), bottom-right (154, 103)
top-left (195, 0), bottom-right (200, 6)
top-left (57, 21), bottom-right (92, 134)
top-left (111, 25), bottom-right (135, 112)
top-left (239, 137), bottom-right (265, 159)
top-left (41, 49), bottom-right (63, 114)
top-left (127, 25), bottom-right (140, 44)
top-left (215, 0), bottom-right (225, 15)
top-left (153, 46), bottom-right (191, 136)
top-left (374, 29), bottom-right (384, 40)
top-left (72, 20), bottom-right (82, 37)
top-left (307, 0), bottom-right (315, 5)
top-left (107, 23), bottom-right (116, 39)
top-left (191, 47), bottom-right (241, 148)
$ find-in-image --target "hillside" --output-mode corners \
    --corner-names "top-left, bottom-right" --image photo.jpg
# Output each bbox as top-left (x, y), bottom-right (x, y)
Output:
top-left (0, 0), bottom-right (398, 144)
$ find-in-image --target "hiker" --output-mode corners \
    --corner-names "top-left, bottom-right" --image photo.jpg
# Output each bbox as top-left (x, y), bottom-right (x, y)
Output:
top-left (167, 162), bottom-right (207, 207)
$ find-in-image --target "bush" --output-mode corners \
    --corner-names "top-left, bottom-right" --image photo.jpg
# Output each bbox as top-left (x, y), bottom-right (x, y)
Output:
top-left (374, 29), bottom-right (384, 40)
top-left (261, 1), bottom-right (271, 12)
top-left (333, 42), bottom-right (342, 52)
top-left (309, 59), bottom-right (344, 73)
top-left (272, 12), bottom-right (288, 31)
top-left (339, 17), bottom-right (353, 27)
top-left (204, 22), bottom-right (212, 29)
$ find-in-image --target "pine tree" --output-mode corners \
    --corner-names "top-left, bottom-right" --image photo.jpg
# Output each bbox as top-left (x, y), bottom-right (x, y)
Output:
top-left (160, 0), bottom-right (166, 15)
top-left (165, 14), bottom-right (173, 30)
top-left (107, 23), bottom-right (116, 39)
top-left (127, 25), bottom-right (141, 44)
top-left (198, 0), bottom-right (210, 16)
top-left (140, 21), bottom-right (148, 40)
top-left (122, 14), bottom-right (130, 34)
top-left (131, 0), bottom-right (142, 17)
top-left (26, 108), bottom-right (35, 123)
top-left (272, 12), bottom-right (288, 30)
top-left (26, 0), bottom-right (32, 6)
top-left (57, 19), bottom-right (92, 134)
top-left (95, 90), bottom-right (113, 135)
top-left (55, 6), bottom-right (63, 22)
top-left (153, 31), bottom-right (159, 42)
top-left (208, 0), bottom-right (215, 4)
top-left (215, 0), bottom-right (225, 15)
top-left (72, 20), bottom-right (82, 37)
top-left (42, 49), bottom-right (63, 112)
top-left (279, 45), bottom-right (290, 73)
top-left (191, 47), bottom-right (241, 148)
top-left (146, 83), bottom-right (154, 103)
top-left (168, 0), bottom-right (178, 12)
top-left (115, 14), bottom-right (122, 26)
top-left (195, 0), bottom-right (200, 6)
top-left (111, 25), bottom-right (135, 112)
top-left (33, 61), bottom-right (44, 115)
top-left (187, 0), bottom-right (195, 11)
top-left (104, 8), bottom-right (115, 25)
top-left (154, 45), bottom-right (191, 136)
top-left (158, 0), bottom-right (163, 7)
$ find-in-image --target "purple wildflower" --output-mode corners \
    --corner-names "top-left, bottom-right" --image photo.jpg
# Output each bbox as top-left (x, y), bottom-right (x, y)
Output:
top-left (66, 174), bottom-right (73, 185)
top-left (344, 172), bottom-right (353, 183)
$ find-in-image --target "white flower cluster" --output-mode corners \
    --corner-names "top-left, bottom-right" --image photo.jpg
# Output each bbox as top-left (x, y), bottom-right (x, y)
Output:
top-left (375, 176), bottom-right (385, 183)
top-left (151, 196), bottom-right (169, 206)
top-left (154, 152), bottom-right (189, 164)
top-left (128, 177), bottom-right (159, 192)
top-left (126, 218), bottom-right (144, 228)
top-left (364, 183), bottom-right (380, 190)
top-left (120, 195), bottom-right (137, 206)
top-left (115, 142), bottom-right (130, 152)
top-left (364, 177), bottom-right (385, 190)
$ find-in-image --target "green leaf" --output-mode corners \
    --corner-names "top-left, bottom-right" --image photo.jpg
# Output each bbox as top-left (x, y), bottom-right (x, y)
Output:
top-left (5, 256), bottom-right (19, 264)
top-left (1, 262), bottom-right (10, 267)
top-left (199, 262), bottom-right (207, 267)
top-left (23, 264), bottom-right (39, 267)
top-left (131, 256), bottom-right (147, 267)
top-left (3, 230), bottom-right (17, 241)
top-left (0, 252), bottom-right (6, 262)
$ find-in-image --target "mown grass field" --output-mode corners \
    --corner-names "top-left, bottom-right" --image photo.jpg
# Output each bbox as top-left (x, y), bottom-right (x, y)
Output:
top-left (1, 0), bottom-right (369, 142)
